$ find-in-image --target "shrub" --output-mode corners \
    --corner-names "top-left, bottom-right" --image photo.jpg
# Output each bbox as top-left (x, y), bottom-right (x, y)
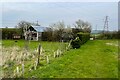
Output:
top-left (98, 31), bottom-right (119, 40)
top-left (71, 32), bottom-right (90, 49)
top-left (77, 32), bottom-right (90, 44)
top-left (71, 37), bottom-right (81, 49)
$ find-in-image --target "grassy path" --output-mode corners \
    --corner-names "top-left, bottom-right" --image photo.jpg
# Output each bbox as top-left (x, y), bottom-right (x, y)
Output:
top-left (24, 40), bottom-right (118, 78)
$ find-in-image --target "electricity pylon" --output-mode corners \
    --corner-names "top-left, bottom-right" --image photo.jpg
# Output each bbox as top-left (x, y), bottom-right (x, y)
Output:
top-left (103, 16), bottom-right (109, 34)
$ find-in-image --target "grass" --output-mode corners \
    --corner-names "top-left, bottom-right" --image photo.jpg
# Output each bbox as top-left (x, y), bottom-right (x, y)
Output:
top-left (1, 40), bottom-right (65, 51)
top-left (1, 40), bottom-right (68, 78)
top-left (2, 40), bottom-right (65, 50)
top-left (1, 39), bottom-right (118, 78)
top-left (24, 40), bottom-right (118, 78)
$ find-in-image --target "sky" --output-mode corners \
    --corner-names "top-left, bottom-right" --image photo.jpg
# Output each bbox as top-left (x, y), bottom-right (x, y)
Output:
top-left (0, 2), bottom-right (118, 31)
top-left (0, 0), bottom-right (119, 2)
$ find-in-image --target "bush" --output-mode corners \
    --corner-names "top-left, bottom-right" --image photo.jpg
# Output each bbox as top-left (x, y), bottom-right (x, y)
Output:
top-left (98, 31), bottom-right (119, 40)
top-left (71, 37), bottom-right (81, 49)
top-left (71, 32), bottom-right (90, 49)
top-left (77, 32), bottom-right (90, 44)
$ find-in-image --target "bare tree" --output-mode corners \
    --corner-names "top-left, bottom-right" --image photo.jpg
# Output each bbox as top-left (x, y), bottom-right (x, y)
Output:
top-left (16, 21), bottom-right (32, 39)
top-left (74, 19), bottom-right (84, 29)
top-left (63, 25), bottom-right (73, 41)
top-left (82, 21), bottom-right (92, 33)
top-left (16, 21), bottom-right (31, 30)
top-left (16, 21), bottom-right (32, 52)
top-left (74, 19), bottom-right (92, 33)
top-left (49, 21), bottom-right (66, 41)
top-left (65, 25), bottom-right (72, 33)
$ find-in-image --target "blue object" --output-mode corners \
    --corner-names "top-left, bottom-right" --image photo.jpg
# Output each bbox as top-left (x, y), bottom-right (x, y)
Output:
top-left (32, 25), bottom-right (48, 32)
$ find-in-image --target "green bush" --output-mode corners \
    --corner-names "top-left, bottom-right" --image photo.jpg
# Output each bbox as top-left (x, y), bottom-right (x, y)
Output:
top-left (98, 32), bottom-right (119, 40)
top-left (71, 37), bottom-right (81, 49)
top-left (77, 32), bottom-right (90, 44)
top-left (71, 32), bottom-right (90, 49)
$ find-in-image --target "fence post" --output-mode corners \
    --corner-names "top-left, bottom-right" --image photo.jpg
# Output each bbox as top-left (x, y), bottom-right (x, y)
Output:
top-left (54, 52), bottom-right (56, 58)
top-left (56, 49), bottom-right (59, 57)
top-left (46, 56), bottom-right (49, 64)
top-left (22, 63), bottom-right (24, 77)
top-left (34, 60), bottom-right (37, 70)
top-left (66, 39), bottom-right (72, 51)
top-left (38, 44), bottom-right (41, 65)
top-left (16, 66), bottom-right (19, 77)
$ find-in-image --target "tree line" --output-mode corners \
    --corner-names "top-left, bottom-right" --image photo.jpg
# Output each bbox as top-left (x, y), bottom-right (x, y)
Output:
top-left (2, 19), bottom-right (92, 41)
top-left (2, 19), bottom-right (119, 40)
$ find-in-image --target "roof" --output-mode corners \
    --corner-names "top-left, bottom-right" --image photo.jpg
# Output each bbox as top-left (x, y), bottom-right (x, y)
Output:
top-left (31, 25), bottom-right (48, 32)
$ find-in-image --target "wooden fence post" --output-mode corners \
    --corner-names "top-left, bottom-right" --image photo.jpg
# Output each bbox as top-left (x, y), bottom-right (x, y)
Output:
top-left (66, 39), bottom-right (72, 51)
top-left (22, 63), bottom-right (24, 77)
top-left (16, 66), bottom-right (19, 77)
top-left (38, 44), bottom-right (41, 65)
top-left (46, 56), bottom-right (49, 64)
top-left (54, 52), bottom-right (56, 58)
top-left (34, 60), bottom-right (37, 70)
top-left (56, 49), bottom-right (59, 57)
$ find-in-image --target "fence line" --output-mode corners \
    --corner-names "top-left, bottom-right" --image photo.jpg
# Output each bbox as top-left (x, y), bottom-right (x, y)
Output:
top-left (2, 40), bottom-right (72, 78)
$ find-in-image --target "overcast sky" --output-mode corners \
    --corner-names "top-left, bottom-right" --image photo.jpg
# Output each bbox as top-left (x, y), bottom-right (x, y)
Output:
top-left (1, 2), bottom-right (118, 31)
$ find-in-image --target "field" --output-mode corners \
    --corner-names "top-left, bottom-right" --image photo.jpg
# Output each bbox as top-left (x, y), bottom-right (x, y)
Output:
top-left (1, 39), bottom-right (118, 78)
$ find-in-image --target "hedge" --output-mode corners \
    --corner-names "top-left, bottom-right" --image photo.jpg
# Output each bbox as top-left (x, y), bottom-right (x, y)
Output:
top-left (77, 32), bottom-right (90, 44)
top-left (71, 32), bottom-right (90, 49)
top-left (2, 28), bottom-right (22, 39)
top-left (71, 37), bottom-right (81, 49)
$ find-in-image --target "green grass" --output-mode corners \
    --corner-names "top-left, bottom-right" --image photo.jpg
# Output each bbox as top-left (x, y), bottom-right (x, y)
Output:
top-left (24, 40), bottom-right (118, 78)
top-left (2, 40), bottom-right (64, 50)
top-left (2, 40), bottom-right (118, 78)
top-left (1, 40), bottom-right (68, 77)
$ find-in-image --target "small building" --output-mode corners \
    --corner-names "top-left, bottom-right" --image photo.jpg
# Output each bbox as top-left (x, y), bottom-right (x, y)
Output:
top-left (24, 25), bottom-right (48, 41)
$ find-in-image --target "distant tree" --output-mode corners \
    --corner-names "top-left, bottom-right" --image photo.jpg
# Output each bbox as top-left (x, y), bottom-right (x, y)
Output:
top-left (42, 28), bottom-right (53, 41)
top-left (65, 25), bottom-right (72, 34)
top-left (99, 31), bottom-right (119, 39)
top-left (75, 19), bottom-right (84, 29)
top-left (16, 21), bottom-right (32, 39)
top-left (74, 19), bottom-right (92, 33)
top-left (82, 21), bottom-right (92, 33)
top-left (49, 21), bottom-right (66, 41)
top-left (16, 21), bottom-right (31, 32)
top-left (63, 25), bottom-right (73, 41)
